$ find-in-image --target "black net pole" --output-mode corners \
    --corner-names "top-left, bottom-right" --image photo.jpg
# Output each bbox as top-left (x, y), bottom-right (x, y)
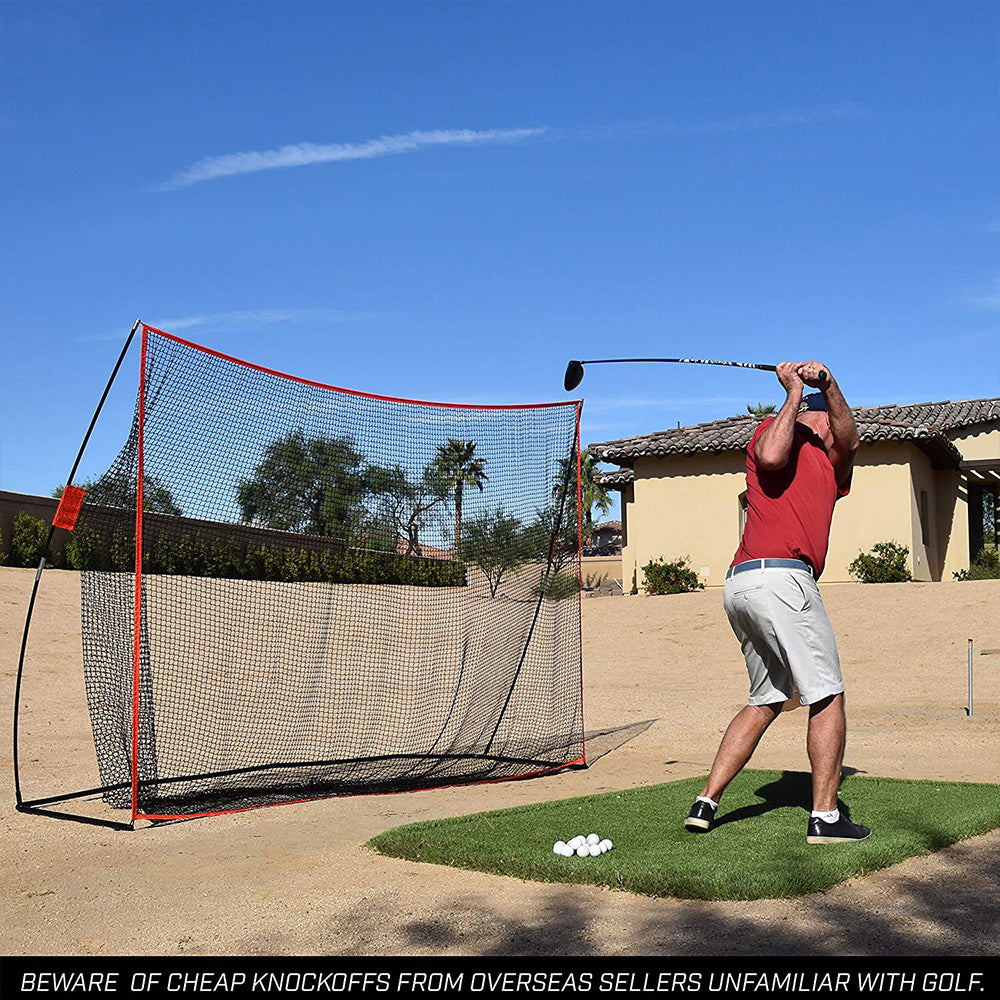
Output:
top-left (30, 325), bottom-right (583, 821)
top-left (13, 319), bottom-right (141, 811)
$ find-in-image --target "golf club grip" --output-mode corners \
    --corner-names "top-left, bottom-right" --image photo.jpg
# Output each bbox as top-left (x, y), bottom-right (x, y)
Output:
top-left (581, 359), bottom-right (827, 379)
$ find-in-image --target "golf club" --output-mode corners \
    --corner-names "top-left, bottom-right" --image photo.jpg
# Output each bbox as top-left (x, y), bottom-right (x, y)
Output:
top-left (563, 357), bottom-right (826, 392)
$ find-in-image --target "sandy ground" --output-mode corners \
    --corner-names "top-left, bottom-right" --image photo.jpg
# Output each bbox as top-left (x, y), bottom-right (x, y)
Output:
top-left (2, 566), bottom-right (998, 956)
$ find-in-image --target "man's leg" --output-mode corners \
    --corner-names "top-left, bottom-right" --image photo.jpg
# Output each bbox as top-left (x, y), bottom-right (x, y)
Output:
top-left (806, 693), bottom-right (846, 811)
top-left (700, 701), bottom-right (784, 802)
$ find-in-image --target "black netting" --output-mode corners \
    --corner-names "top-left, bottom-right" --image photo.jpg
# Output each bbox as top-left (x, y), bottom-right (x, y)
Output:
top-left (73, 327), bottom-right (583, 818)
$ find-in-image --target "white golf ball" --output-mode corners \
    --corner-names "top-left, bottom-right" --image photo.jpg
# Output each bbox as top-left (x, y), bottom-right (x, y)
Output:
top-left (553, 841), bottom-right (567, 854)
top-left (576, 844), bottom-right (590, 857)
top-left (605, 840), bottom-right (614, 851)
top-left (562, 844), bottom-right (575, 856)
top-left (587, 833), bottom-right (600, 846)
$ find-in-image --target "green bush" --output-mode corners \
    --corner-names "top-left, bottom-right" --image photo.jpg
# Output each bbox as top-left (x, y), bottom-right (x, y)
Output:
top-left (109, 528), bottom-right (136, 572)
top-left (65, 524), bottom-right (102, 570)
top-left (849, 541), bottom-right (912, 583)
top-left (56, 522), bottom-right (467, 588)
top-left (954, 547), bottom-right (1000, 581)
top-left (7, 512), bottom-right (49, 568)
top-left (641, 556), bottom-right (704, 595)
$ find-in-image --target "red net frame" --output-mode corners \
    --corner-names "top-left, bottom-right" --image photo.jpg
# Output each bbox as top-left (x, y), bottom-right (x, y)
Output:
top-left (15, 323), bottom-right (586, 826)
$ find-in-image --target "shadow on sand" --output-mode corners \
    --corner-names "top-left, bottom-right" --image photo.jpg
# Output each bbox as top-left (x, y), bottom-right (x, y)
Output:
top-left (318, 826), bottom-right (999, 957)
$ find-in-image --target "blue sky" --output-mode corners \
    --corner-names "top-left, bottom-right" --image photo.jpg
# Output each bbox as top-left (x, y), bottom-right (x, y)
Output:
top-left (1, 0), bottom-right (997, 515)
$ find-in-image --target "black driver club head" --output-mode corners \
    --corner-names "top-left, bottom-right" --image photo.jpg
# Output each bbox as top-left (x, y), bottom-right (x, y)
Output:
top-left (564, 360), bottom-right (584, 392)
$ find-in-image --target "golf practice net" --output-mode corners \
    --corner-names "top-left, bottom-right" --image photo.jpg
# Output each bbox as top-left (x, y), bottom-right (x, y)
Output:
top-left (15, 324), bottom-right (585, 823)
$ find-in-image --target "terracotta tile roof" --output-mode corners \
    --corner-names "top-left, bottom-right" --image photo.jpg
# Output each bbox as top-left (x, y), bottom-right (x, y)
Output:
top-left (593, 519), bottom-right (622, 532)
top-left (590, 397), bottom-right (1000, 470)
top-left (595, 469), bottom-right (634, 488)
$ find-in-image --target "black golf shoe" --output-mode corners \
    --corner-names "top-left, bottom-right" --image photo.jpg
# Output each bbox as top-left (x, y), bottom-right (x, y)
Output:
top-left (684, 799), bottom-right (718, 832)
top-left (806, 814), bottom-right (871, 844)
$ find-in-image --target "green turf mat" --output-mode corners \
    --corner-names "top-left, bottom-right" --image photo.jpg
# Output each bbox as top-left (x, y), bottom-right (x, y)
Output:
top-left (366, 770), bottom-right (1000, 900)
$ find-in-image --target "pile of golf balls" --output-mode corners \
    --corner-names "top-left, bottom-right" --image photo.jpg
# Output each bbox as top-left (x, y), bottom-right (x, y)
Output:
top-left (553, 833), bottom-right (613, 858)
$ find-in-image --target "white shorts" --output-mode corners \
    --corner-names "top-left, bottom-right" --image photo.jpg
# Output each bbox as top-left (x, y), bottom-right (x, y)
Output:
top-left (723, 562), bottom-right (845, 707)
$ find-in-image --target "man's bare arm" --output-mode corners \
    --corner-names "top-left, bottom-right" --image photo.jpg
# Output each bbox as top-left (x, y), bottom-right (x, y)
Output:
top-left (755, 362), bottom-right (805, 471)
top-left (814, 371), bottom-right (860, 488)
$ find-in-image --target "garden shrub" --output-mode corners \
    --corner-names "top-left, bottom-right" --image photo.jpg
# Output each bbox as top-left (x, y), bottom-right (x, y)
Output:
top-left (65, 524), bottom-right (102, 570)
top-left (848, 541), bottom-right (912, 583)
top-left (49, 521), bottom-right (467, 587)
top-left (642, 556), bottom-right (704, 595)
top-left (954, 547), bottom-right (1000, 581)
top-left (7, 512), bottom-right (49, 568)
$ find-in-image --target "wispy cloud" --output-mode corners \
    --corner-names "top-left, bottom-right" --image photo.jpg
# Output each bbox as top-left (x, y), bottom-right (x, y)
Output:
top-left (155, 127), bottom-right (548, 191)
top-left (688, 105), bottom-right (867, 134)
top-left (80, 308), bottom-right (381, 342)
top-left (564, 105), bottom-right (867, 143)
top-left (154, 108), bottom-right (861, 191)
top-left (150, 308), bottom-right (383, 330)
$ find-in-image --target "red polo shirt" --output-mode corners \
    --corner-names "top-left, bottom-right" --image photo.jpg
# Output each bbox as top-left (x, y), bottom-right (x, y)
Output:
top-left (732, 416), bottom-right (850, 580)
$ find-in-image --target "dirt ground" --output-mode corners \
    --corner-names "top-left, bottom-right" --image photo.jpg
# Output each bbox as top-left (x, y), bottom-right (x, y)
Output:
top-left (2, 566), bottom-right (998, 956)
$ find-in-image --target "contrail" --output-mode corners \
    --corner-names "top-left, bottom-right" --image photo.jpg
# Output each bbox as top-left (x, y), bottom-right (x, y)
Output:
top-left (155, 127), bottom-right (548, 190)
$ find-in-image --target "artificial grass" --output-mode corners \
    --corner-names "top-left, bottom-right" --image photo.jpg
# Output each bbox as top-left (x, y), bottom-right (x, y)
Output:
top-left (366, 770), bottom-right (1000, 901)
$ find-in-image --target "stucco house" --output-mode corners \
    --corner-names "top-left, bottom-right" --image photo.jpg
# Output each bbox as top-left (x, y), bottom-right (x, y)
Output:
top-left (586, 520), bottom-right (622, 555)
top-left (591, 397), bottom-right (1000, 590)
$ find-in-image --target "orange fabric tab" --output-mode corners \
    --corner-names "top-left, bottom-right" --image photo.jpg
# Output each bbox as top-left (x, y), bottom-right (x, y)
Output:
top-left (53, 485), bottom-right (86, 531)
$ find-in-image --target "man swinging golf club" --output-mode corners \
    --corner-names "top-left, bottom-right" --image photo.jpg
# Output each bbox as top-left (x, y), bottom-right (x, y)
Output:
top-left (685, 360), bottom-right (871, 844)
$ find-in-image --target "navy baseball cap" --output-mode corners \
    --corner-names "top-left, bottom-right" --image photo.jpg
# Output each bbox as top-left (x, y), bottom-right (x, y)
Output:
top-left (799, 393), bottom-right (828, 412)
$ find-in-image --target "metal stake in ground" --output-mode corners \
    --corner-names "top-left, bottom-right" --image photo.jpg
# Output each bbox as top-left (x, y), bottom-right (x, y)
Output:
top-left (563, 357), bottom-right (827, 392)
top-left (968, 638), bottom-right (974, 717)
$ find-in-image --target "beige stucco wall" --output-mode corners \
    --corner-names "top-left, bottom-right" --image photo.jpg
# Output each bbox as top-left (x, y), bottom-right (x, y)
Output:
top-left (937, 469), bottom-right (968, 580)
top-left (947, 423), bottom-right (1000, 571)
top-left (949, 426), bottom-right (1000, 460)
top-left (580, 554), bottom-right (622, 588)
top-left (825, 444), bottom-right (914, 583)
top-left (621, 451), bottom-right (746, 591)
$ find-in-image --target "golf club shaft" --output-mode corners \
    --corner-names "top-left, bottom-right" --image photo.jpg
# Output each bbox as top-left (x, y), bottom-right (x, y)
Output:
top-left (580, 357), bottom-right (777, 372)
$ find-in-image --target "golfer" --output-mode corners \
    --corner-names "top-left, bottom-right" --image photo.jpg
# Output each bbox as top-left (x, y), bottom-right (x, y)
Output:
top-left (685, 360), bottom-right (871, 844)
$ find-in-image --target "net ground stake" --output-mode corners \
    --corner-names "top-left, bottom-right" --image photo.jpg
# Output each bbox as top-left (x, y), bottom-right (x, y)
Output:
top-left (967, 638), bottom-right (974, 717)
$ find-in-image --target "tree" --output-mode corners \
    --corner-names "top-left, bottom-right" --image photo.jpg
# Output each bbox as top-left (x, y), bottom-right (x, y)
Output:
top-left (746, 402), bottom-right (776, 416)
top-left (365, 462), bottom-right (450, 556)
top-left (432, 439), bottom-right (488, 551)
top-left (458, 507), bottom-right (533, 598)
top-left (236, 429), bottom-right (369, 539)
top-left (553, 448), bottom-right (612, 540)
top-left (52, 473), bottom-right (183, 516)
top-left (530, 502), bottom-right (577, 575)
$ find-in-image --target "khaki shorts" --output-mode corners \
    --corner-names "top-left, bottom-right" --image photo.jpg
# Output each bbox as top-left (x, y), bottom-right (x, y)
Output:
top-left (723, 562), bottom-right (845, 707)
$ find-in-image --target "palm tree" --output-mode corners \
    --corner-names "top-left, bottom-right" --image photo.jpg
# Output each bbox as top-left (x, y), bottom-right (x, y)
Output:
top-left (553, 448), bottom-right (612, 538)
top-left (433, 439), bottom-right (488, 552)
top-left (746, 401), bottom-right (776, 416)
